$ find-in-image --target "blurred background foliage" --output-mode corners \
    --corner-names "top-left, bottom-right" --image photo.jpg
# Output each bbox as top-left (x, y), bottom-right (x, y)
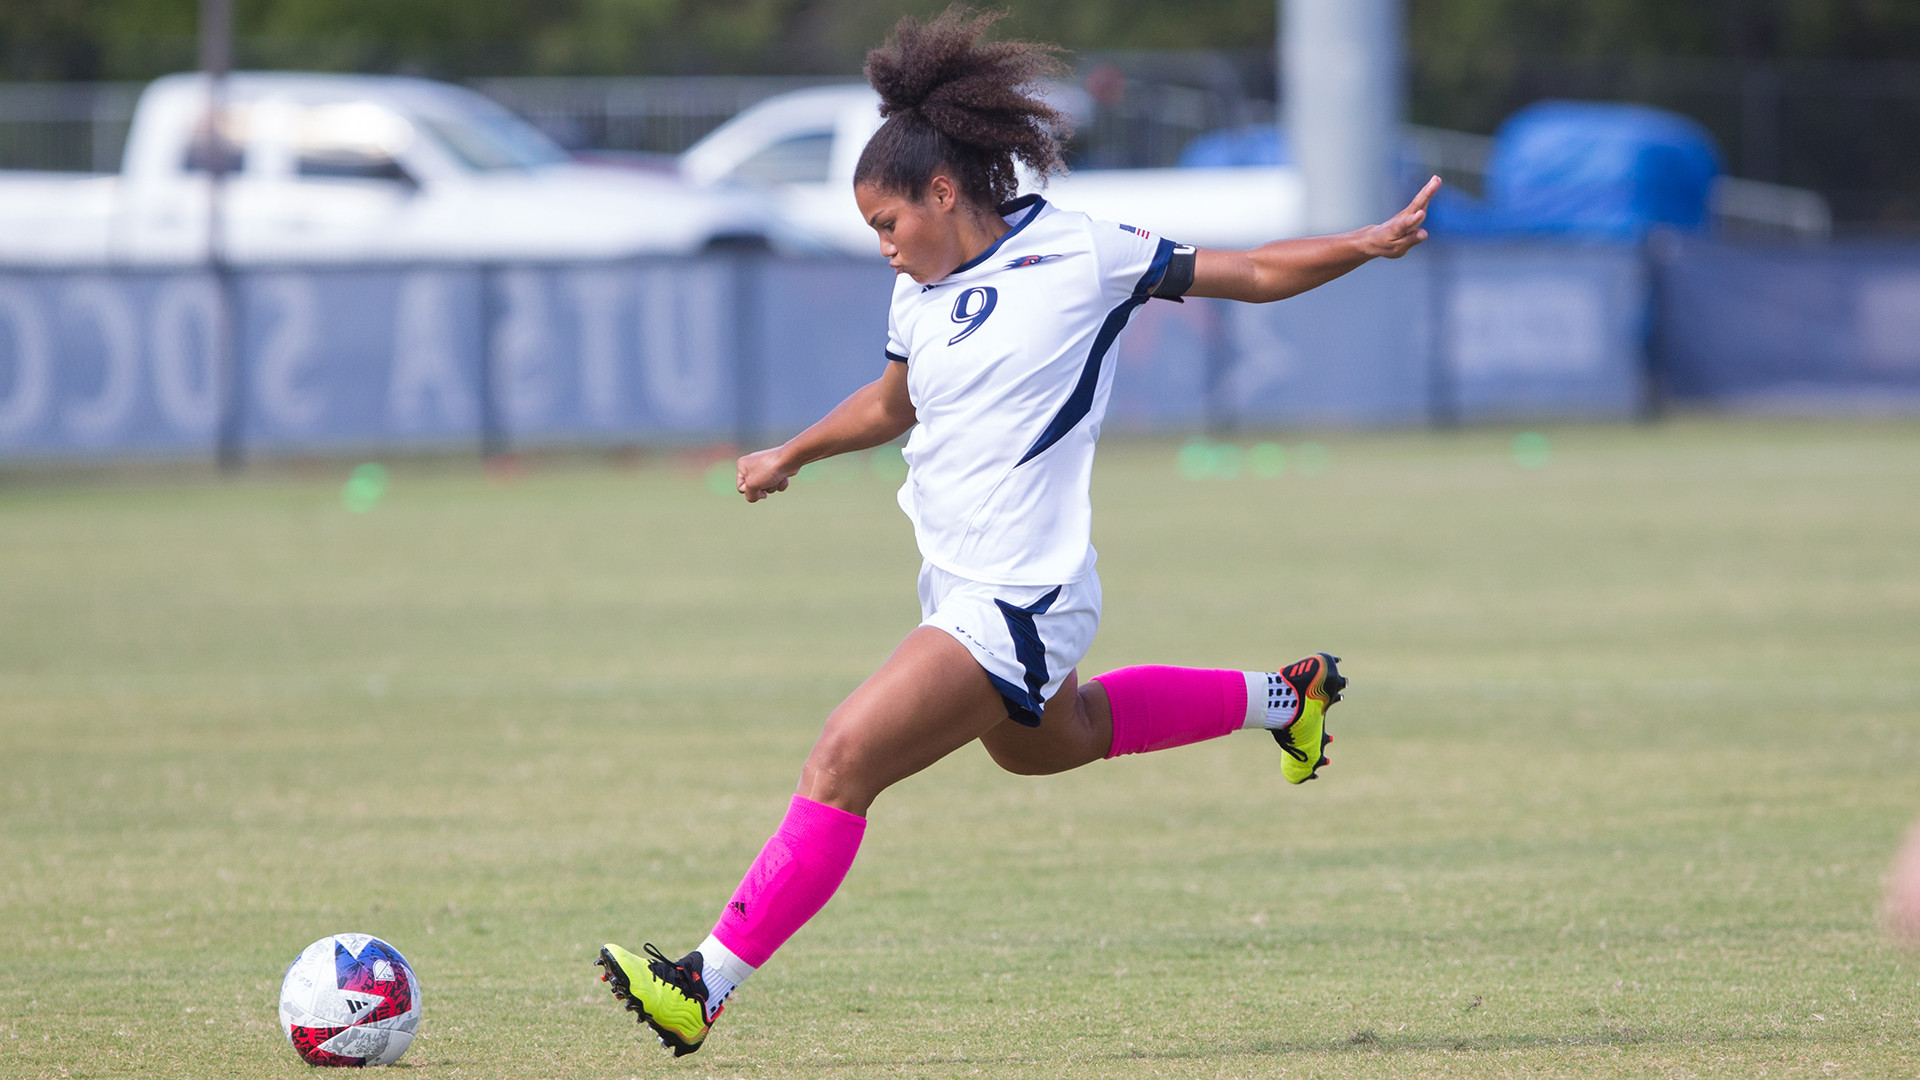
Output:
top-left (5, 1), bottom-right (1919, 221)
top-left (5, 0), bottom-right (1920, 82)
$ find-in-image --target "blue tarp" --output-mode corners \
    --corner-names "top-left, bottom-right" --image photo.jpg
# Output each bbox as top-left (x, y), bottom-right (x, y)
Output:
top-left (1431, 101), bottom-right (1721, 241)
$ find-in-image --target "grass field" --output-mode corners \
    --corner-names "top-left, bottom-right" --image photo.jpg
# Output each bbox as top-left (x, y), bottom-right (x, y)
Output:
top-left (3, 419), bottom-right (1919, 1079)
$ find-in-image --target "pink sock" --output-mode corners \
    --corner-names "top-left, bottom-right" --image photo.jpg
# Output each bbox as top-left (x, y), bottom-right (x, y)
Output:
top-left (1093, 665), bottom-right (1249, 758)
top-left (710, 795), bottom-right (866, 969)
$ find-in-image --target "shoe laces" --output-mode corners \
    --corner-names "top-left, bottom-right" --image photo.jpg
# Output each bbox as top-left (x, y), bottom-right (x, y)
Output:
top-left (642, 944), bottom-right (708, 1003)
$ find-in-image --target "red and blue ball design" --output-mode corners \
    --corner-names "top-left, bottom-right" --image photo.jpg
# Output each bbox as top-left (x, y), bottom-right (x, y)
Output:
top-left (278, 934), bottom-right (422, 1066)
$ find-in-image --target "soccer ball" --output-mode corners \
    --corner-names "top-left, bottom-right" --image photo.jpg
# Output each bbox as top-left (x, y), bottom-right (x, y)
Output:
top-left (278, 934), bottom-right (422, 1066)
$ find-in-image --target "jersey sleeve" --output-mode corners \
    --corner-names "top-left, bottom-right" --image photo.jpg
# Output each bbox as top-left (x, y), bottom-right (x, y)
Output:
top-left (1088, 220), bottom-right (1190, 305)
top-left (884, 298), bottom-right (909, 364)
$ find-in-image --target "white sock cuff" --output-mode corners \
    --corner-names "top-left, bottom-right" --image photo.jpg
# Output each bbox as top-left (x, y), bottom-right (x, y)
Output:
top-left (697, 933), bottom-right (757, 985)
top-left (1242, 671), bottom-right (1267, 729)
top-left (1241, 670), bottom-right (1301, 730)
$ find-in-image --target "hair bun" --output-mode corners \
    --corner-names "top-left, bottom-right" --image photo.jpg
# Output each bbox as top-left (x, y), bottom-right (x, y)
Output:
top-left (865, 8), bottom-right (1063, 126)
top-left (856, 6), bottom-right (1068, 206)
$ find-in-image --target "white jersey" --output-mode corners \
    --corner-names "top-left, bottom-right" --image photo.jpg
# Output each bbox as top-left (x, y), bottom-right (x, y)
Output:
top-left (886, 196), bottom-right (1180, 585)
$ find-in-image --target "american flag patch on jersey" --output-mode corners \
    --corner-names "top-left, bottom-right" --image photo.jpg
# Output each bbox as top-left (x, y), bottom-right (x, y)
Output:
top-left (1118, 224), bottom-right (1153, 238)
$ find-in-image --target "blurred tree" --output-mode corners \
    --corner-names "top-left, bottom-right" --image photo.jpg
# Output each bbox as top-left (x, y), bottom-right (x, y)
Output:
top-left (1410, 0), bottom-right (1920, 91)
top-left (1, 1), bottom-right (109, 79)
top-left (5, 1), bottom-right (1914, 221)
top-left (3, 0), bottom-right (1919, 80)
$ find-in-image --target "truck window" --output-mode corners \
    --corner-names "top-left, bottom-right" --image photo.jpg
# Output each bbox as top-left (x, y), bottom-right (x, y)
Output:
top-left (730, 132), bottom-right (834, 185)
top-left (416, 114), bottom-right (568, 172)
top-left (183, 105), bottom-right (250, 174)
top-left (294, 102), bottom-right (418, 185)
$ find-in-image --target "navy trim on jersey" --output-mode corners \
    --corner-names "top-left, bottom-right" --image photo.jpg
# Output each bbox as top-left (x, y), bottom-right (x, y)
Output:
top-left (886, 349), bottom-right (909, 363)
top-left (1015, 236), bottom-right (1177, 467)
top-left (988, 585), bottom-right (1062, 727)
top-left (948, 196), bottom-right (1048, 277)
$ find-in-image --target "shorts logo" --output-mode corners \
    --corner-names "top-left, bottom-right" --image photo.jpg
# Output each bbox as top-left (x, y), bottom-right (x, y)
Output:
top-left (948, 286), bottom-right (999, 346)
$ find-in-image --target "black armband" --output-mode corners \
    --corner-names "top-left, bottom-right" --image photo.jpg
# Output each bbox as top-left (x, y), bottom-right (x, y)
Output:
top-left (1150, 244), bottom-right (1197, 301)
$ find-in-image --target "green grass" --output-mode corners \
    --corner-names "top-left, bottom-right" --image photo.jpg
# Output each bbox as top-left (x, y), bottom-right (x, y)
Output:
top-left (3, 419), bottom-right (1919, 1079)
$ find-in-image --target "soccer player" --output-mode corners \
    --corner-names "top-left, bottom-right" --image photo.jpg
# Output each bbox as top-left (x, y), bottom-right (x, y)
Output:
top-left (597, 8), bottom-right (1438, 1056)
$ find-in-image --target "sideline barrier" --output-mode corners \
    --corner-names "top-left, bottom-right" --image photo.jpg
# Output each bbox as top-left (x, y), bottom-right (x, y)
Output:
top-left (1654, 237), bottom-right (1920, 411)
top-left (1192, 243), bottom-right (1651, 427)
top-left (0, 244), bottom-right (1656, 462)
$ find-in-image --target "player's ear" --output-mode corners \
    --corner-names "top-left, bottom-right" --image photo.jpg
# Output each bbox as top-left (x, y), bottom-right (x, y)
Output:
top-left (926, 174), bottom-right (957, 212)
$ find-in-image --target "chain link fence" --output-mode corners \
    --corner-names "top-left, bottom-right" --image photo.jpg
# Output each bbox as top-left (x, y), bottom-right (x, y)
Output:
top-left (0, 81), bottom-right (143, 173)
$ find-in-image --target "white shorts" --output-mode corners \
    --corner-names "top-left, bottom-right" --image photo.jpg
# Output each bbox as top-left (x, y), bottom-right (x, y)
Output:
top-left (917, 561), bottom-right (1103, 727)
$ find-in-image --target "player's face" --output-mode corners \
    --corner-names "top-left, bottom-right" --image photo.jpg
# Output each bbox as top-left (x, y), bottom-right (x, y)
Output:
top-left (855, 178), bottom-right (968, 284)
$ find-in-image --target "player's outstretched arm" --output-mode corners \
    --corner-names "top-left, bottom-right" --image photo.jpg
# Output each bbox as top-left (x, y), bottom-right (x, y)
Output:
top-left (736, 359), bottom-right (916, 503)
top-left (1188, 176), bottom-right (1440, 305)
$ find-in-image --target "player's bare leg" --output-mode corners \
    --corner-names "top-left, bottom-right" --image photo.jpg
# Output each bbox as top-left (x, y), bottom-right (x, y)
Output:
top-left (799, 626), bottom-right (1028, 814)
top-left (599, 626), bottom-right (1018, 1054)
top-left (600, 627), bottom-right (1344, 1055)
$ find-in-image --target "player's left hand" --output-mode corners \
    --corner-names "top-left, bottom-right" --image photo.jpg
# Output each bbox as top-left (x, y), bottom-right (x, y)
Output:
top-left (1359, 175), bottom-right (1440, 260)
top-left (737, 446), bottom-right (795, 503)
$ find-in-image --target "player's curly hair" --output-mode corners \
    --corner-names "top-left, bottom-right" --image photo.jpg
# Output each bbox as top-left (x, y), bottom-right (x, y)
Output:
top-left (853, 6), bottom-right (1068, 209)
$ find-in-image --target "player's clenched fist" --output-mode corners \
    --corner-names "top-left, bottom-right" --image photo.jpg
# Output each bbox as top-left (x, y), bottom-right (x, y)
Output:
top-left (736, 447), bottom-right (794, 502)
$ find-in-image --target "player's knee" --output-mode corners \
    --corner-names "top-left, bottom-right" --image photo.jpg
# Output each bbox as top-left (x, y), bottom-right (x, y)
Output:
top-left (802, 726), bottom-right (864, 782)
top-left (800, 714), bottom-right (885, 805)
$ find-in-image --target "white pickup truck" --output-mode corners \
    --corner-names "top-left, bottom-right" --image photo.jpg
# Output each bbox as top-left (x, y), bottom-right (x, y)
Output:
top-left (679, 84), bottom-right (1307, 255)
top-left (0, 72), bottom-right (781, 265)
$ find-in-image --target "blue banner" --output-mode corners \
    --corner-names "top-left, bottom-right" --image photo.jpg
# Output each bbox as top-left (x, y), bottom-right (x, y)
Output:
top-left (0, 245), bottom-right (1659, 463)
top-left (1440, 243), bottom-right (1650, 421)
top-left (1657, 238), bottom-right (1920, 410)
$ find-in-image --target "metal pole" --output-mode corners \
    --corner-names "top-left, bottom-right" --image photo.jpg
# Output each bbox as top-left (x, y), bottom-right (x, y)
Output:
top-left (1425, 244), bottom-right (1458, 429)
top-left (199, 0), bottom-right (231, 228)
top-left (1282, 0), bottom-right (1406, 232)
top-left (1202, 299), bottom-right (1235, 435)
top-left (477, 266), bottom-right (509, 460)
top-left (201, 0), bottom-right (244, 471)
top-left (731, 253), bottom-right (762, 452)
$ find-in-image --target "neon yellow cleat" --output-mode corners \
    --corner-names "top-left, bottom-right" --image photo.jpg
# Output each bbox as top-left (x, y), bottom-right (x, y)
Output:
top-left (1271, 653), bottom-right (1345, 784)
top-left (596, 943), bottom-right (715, 1057)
